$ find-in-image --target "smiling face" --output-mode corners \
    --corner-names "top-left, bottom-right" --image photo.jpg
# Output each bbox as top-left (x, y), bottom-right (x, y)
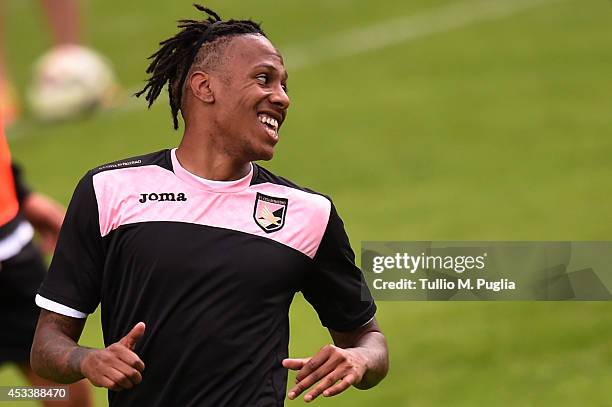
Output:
top-left (205, 34), bottom-right (290, 162)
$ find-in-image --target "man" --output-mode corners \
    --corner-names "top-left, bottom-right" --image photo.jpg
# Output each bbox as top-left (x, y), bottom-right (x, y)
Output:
top-left (0, 115), bottom-right (93, 406)
top-left (30, 5), bottom-right (388, 406)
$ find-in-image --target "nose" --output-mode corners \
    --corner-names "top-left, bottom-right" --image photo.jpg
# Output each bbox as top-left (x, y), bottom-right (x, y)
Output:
top-left (269, 84), bottom-right (290, 111)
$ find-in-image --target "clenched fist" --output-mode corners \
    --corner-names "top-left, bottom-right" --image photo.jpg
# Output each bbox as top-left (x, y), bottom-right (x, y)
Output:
top-left (80, 322), bottom-right (146, 391)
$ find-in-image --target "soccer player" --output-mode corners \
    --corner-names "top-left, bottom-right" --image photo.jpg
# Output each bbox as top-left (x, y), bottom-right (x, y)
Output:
top-left (1, 0), bottom-right (80, 125)
top-left (0, 115), bottom-right (93, 406)
top-left (30, 5), bottom-right (388, 406)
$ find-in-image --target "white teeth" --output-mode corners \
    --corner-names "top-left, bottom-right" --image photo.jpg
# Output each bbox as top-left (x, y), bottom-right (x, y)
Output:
top-left (258, 114), bottom-right (279, 131)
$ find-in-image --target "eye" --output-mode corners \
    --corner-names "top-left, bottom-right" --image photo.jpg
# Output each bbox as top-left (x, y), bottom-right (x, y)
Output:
top-left (282, 83), bottom-right (289, 93)
top-left (256, 74), bottom-right (268, 84)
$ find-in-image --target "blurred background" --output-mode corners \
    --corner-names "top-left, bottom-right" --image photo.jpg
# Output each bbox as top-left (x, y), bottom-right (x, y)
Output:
top-left (2, 0), bottom-right (611, 405)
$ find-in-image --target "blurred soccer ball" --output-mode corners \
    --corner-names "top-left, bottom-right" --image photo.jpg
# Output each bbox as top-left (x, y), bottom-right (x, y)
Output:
top-left (27, 45), bottom-right (118, 121)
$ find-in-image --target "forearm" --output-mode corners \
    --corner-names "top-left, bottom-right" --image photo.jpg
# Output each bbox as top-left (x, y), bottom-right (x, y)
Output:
top-left (22, 193), bottom-right (64, 226)
top-left (30, 311), bottom-right (89, 383)
top-left (31, 332), bottom-right (90, 383)
top-left (349, 331), bottom-right (389, 389)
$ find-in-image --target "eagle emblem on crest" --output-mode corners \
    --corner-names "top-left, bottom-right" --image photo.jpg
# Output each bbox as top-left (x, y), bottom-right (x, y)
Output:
top-left (253, 192), bottom-right (288, 233)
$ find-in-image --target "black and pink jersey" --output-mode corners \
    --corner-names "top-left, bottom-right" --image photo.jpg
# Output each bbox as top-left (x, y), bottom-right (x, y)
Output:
top-left (36, 149), bottom-right (376, 407)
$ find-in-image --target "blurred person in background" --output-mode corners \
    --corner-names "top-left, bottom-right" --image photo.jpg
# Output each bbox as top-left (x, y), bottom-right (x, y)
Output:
top-left (30, 5), bottom-right (388, 406)
top-left (0, 0), bottom-right (79, 125)
top-left (0, 114), bottom-right (92, 406)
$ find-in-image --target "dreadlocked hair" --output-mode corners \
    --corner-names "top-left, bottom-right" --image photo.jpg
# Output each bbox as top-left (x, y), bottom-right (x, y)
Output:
top-left (135, 4), bottom-right (266, 130)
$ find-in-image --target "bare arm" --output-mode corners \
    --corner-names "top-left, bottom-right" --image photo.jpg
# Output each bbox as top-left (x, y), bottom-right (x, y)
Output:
top-left (31, 310), bottom-right (147, 390)
top-left (283, 318), bottom-right (389, 402)
top-left (30, 310), bottom-right (88, 383)
top-left (21, 192), bottom-right (65, 254)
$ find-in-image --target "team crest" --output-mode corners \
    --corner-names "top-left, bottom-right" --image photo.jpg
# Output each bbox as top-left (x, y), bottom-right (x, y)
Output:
top-left (253, 192), bottom-right (288, 233)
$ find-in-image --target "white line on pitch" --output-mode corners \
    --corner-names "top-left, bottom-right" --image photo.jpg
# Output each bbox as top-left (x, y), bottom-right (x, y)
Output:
top-left (283, 0), bottom-right (563, 70)
top-left (7, 0), bottom-right (563, 139)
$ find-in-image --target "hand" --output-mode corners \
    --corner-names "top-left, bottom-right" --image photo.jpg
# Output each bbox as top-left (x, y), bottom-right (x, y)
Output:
top-left (283, 344), bottom-right (368, 402)
top-left (80, 322), bottom-right (146, 391)
top-left (21, 192), bottom-right (65, 253)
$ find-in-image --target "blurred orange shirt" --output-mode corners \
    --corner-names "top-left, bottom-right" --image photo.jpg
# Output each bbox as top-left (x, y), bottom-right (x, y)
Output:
top-left (0, 115), bottom-right (19, 226)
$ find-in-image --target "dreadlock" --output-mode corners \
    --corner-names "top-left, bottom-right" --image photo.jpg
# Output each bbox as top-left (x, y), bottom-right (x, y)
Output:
top-left (135, 4), bottom-right (265, 130)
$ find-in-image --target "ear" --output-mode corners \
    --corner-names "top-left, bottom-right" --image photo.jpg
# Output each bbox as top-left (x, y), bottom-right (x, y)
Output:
top-left (187, 71), bottom-right (215, 103)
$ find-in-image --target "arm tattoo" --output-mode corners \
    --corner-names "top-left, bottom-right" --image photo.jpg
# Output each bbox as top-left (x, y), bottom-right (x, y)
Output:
top-left (31, 310), bottom-right (90, 383)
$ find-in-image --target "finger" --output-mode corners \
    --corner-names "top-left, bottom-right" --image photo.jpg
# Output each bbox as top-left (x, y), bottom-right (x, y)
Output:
top-left (282, 358), bottom-right (309, 370)
top-left (295, 345), bottom-right (334, 383)
top-left (91, 375), bottom-right (117, 390)
top-left (112, 344), bottom-right (146, 372)
top-left (111, 359), bottom-right (143, 387)
top-left (106, 366), bottom-right (137, 390)
top-left (119, 322), bottom-right (146, 350)
top-left (287, 358), bottom-right (337, 400)
top-left (303, 368), bottom-right (346, 402)
top-left (322, 373), bottom-right (357, 398)
top-left (101, 374), bottom-right (125, 392)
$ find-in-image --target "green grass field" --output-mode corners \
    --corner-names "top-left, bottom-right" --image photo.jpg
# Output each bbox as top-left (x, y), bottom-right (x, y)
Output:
top-left (2, 0), bottom-right (612, 405)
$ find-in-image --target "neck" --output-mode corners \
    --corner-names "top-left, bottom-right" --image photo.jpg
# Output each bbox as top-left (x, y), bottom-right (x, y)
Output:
top-left (176, 127), bottom-right (251, 181)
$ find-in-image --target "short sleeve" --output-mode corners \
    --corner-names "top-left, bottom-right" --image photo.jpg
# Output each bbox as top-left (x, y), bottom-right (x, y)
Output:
top-left (301, 200), bottom-right (376, 332)
top-left (37, 172), bottom-right (105, 316)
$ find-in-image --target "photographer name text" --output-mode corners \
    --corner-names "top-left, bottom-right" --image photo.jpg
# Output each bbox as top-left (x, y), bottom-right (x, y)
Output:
top-left (369, 252), bottom-right (516, 292)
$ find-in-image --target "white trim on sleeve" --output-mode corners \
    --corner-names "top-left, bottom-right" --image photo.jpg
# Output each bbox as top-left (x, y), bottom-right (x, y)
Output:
top-left (35, 294), bottom-right (88, 319)
top-left (0, 221), bottom-right (34, 261)
top-left (359, 316), bottom-right (375, 328)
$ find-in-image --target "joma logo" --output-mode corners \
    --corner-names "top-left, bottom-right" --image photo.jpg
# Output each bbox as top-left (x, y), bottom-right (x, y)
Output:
top-left (139, 192), bottom-right (187, 203)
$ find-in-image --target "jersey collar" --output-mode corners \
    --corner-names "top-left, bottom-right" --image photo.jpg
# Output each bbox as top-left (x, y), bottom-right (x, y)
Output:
top-left (170, 148), bottom-right (254, 193)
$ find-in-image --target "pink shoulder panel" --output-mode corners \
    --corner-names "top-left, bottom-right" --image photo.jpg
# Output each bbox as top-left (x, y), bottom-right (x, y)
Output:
top-left (92, 165), bottom-right (331, 258)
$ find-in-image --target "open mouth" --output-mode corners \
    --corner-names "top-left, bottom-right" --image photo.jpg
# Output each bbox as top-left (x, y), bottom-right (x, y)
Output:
top-left (258, 114), bottom-right (279, 140)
